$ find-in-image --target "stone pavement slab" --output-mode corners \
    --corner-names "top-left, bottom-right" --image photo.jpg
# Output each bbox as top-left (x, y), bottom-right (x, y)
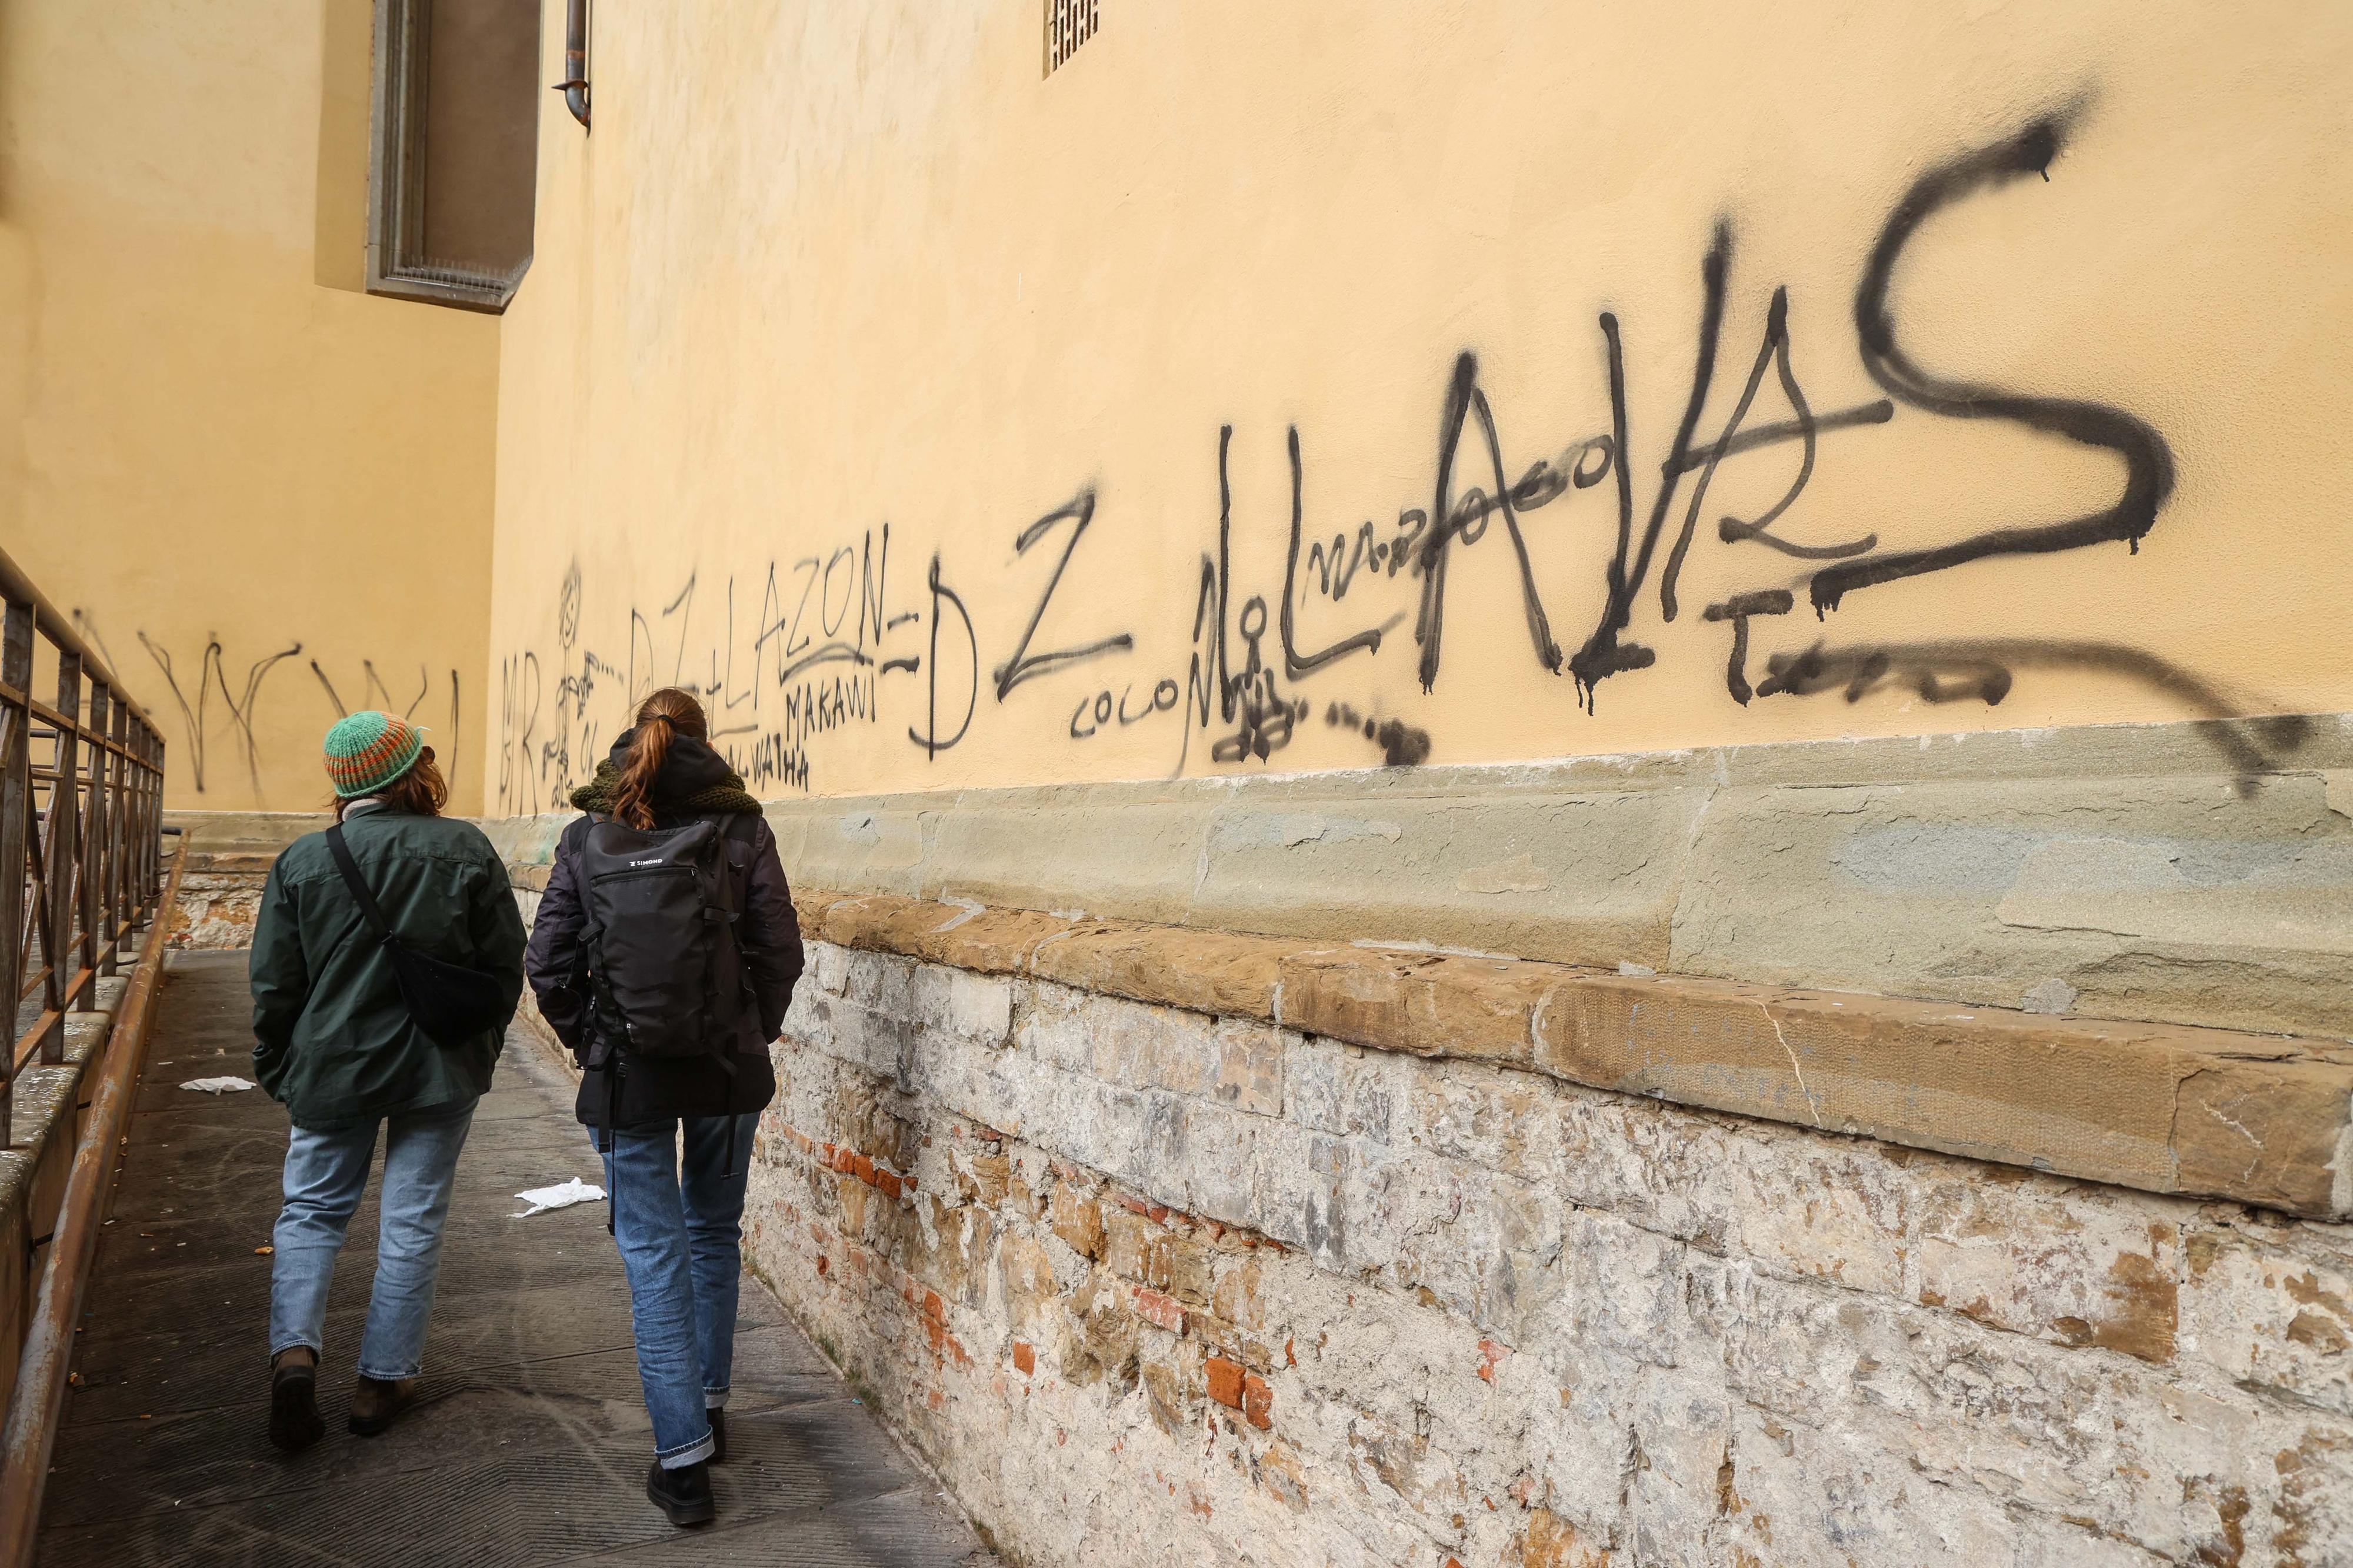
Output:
top-left (38, 951), bottom-right (996, 1568)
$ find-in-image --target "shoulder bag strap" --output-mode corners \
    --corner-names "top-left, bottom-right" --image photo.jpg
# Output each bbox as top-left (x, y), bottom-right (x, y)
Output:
top-left (325, 823), bottom-right (395, 944)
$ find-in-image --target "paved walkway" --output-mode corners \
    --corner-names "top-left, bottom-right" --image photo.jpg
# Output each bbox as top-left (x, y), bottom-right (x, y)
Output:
top-left (38, 950), bottom-right (996, 1568)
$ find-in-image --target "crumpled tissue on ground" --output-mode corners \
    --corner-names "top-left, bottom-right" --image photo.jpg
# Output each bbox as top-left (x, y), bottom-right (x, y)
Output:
top-left (512, 1177), bottom-right (607, 1218)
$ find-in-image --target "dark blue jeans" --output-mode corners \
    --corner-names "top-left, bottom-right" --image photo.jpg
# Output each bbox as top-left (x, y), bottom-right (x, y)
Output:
top-left (595, 1113), bottom-right (758, 1467)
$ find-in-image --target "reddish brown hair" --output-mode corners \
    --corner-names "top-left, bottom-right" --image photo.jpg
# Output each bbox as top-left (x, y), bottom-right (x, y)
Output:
top-left (333, 748), bottom-right (449, 822)
top-left (611, 688), bottom-right (708, 830)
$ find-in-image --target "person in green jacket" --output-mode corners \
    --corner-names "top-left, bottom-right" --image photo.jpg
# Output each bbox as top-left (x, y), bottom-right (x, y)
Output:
top-left (249, 712), bottom-right (525, 1453)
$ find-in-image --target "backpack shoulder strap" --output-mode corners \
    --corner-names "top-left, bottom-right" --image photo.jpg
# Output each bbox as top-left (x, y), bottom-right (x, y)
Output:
top-left (705, 812), bottom-right (756, 916)
top-left (569, 816), bottom-right (614, 949)
top-left (324, 823), bottom-right (395, 943)
top-left (564, 819), bottom-right (627, 1054)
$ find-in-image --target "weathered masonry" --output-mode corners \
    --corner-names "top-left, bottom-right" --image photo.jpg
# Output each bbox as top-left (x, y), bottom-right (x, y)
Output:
top-left (484, 711), bottom-right (2353, 1568)
top-left (742, 926), bottom-right (2352, 1568)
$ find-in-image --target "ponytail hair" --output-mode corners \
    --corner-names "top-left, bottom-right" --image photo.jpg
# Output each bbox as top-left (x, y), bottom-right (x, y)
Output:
top-left (610, 687), bottom-right (709, 829)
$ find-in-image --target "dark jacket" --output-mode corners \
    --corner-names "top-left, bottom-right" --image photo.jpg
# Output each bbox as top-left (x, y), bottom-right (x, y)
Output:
top-left (523, 731), bottom-right (802, 1130)
top-left (251, 806), bottom-right (527, 1129)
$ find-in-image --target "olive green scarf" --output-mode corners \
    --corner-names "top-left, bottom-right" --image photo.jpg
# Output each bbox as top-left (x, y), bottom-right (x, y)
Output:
top-left (567, 760), bottom-right (764, 818)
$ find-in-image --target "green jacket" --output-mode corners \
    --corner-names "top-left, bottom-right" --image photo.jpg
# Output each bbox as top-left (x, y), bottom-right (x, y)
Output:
top-left (249, 807), bottom-right (526, 1129)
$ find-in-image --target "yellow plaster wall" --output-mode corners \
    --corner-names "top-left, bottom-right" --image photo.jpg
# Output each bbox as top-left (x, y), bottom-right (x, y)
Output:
top-left (0, 0), bottom-right (501, 813)
top-left (487, 1), bottom-right (2353, 813)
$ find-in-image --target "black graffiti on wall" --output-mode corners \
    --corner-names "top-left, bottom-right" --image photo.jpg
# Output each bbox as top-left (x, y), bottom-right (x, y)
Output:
top-left (1185, 106), bottom-right (2281, 778)
top-left (498, 102), bottom-right (2307, 806)
top-left (910, 553), bottom-right (977, 760)
top-left (1326, 702), bottom-right (1432, 768)
top-left (98, 620), bottom-right (462, 803)
top-left (133, 635), bottom-right (299, 797)
top-left (992, 490), bottom-right (1134, 700)
top-left (498, 528), bottom-right (943, 812)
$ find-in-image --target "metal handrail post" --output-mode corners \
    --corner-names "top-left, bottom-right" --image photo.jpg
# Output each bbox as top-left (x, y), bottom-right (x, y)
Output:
top-left (75, 681), bottom-right (105, 997)
top-left (0, 595), bottom-right (28, 1150)
top-left (141, 724), bottom-right (159, 910)
top-left (102, 697), bottom-right (127, 969)
top-left (38, 652), bottom-right (80, 1060)
top-left (134, 723), bottom-right (155, 912)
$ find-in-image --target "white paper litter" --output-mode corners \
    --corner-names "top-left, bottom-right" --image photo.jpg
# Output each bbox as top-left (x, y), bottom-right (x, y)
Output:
top-left (179, 1076), bottom-right (256, 1094)
top-left (511, 1177), bottom-right (606, 1218)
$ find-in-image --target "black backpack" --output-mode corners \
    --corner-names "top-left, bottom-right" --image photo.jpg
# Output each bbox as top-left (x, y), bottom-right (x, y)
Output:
top-left (576, 813), bottom-right (758, 1063)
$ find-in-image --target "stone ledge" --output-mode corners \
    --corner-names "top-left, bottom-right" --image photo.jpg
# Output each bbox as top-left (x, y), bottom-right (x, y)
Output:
top-left (181, 851), bottom-right (281, 875)
top-left (0, 1043), bottom-right (95, 1229)
top-left (789, 888), bottom-right (2353, 1220)
top-left (481, 710), bottom-right (2353, 1046)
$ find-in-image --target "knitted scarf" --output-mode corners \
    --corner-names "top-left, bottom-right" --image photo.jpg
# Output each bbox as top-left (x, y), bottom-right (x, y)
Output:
top-left (567, 760), bottom-right (764, 818)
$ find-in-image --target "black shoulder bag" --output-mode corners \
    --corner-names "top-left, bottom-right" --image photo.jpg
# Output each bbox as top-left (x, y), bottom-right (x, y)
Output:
top-left (325, 822), bottom-right (509, 1049)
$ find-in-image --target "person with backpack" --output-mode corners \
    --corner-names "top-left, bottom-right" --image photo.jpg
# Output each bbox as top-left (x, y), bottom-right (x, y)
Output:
top-left (524, 687), bottom-right (803, 1528)
top-left (251, 712), bottom-right (526, 1452)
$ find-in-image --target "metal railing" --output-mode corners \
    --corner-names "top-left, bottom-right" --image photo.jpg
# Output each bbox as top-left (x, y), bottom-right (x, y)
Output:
top-left (0, 543), bottom-right (166, 1146)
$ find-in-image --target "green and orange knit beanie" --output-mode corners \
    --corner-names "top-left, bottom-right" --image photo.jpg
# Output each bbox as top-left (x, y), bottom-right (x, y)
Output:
top-left (322, 711), bottom-right (426, 798)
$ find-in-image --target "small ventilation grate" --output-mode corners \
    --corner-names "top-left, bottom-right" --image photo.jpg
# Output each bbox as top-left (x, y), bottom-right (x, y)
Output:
top-left (1044, 0), bottom-right (1100, 76)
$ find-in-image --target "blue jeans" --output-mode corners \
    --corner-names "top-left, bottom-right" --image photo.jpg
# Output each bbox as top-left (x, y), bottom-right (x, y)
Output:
top-left (596, 1113), bottom-right (758, 1469)
top-left (269, 1098), bottom-right (477, 1379)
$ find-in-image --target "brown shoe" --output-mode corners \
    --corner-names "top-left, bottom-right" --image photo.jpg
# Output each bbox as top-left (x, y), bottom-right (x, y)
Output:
top-left (268, 1347), bottom-right (323, 1453)
top-left (347, 1374), bottom-right (419, 1436)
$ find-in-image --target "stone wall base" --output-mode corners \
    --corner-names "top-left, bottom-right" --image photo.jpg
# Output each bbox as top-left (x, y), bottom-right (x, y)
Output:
top-left (167, 858), bottom-right (269, 950)
top-left (162, 814), bottom-right (323, 952)
top-left (743, 938), bottom-right (2353, 1567)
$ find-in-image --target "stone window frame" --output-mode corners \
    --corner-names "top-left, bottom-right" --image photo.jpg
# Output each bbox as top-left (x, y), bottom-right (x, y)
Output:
top-left (365, 0), bottom-right (535, 313)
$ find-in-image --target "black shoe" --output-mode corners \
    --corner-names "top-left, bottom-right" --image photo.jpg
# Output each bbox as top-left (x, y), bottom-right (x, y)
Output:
top-left (347, 1374), bottom-right (419, 1437)
top-left (647, 1459), bottom-right (716, 1527)
top-left (708, 1408), bottom-right (726, 1465)
top-left (268, 1350), bottom-right (324, 1453)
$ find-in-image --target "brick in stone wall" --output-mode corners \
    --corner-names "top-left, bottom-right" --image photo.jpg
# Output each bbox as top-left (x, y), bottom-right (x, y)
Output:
top-left (742, 938), bottom-right (2353, 1567)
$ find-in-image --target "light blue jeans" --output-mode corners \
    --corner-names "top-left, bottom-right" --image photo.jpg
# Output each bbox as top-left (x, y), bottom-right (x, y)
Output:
top-left (269, 1098), bottom-right (477, 1380)
top-left (596, 1113), bottom-right (758, 1468)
